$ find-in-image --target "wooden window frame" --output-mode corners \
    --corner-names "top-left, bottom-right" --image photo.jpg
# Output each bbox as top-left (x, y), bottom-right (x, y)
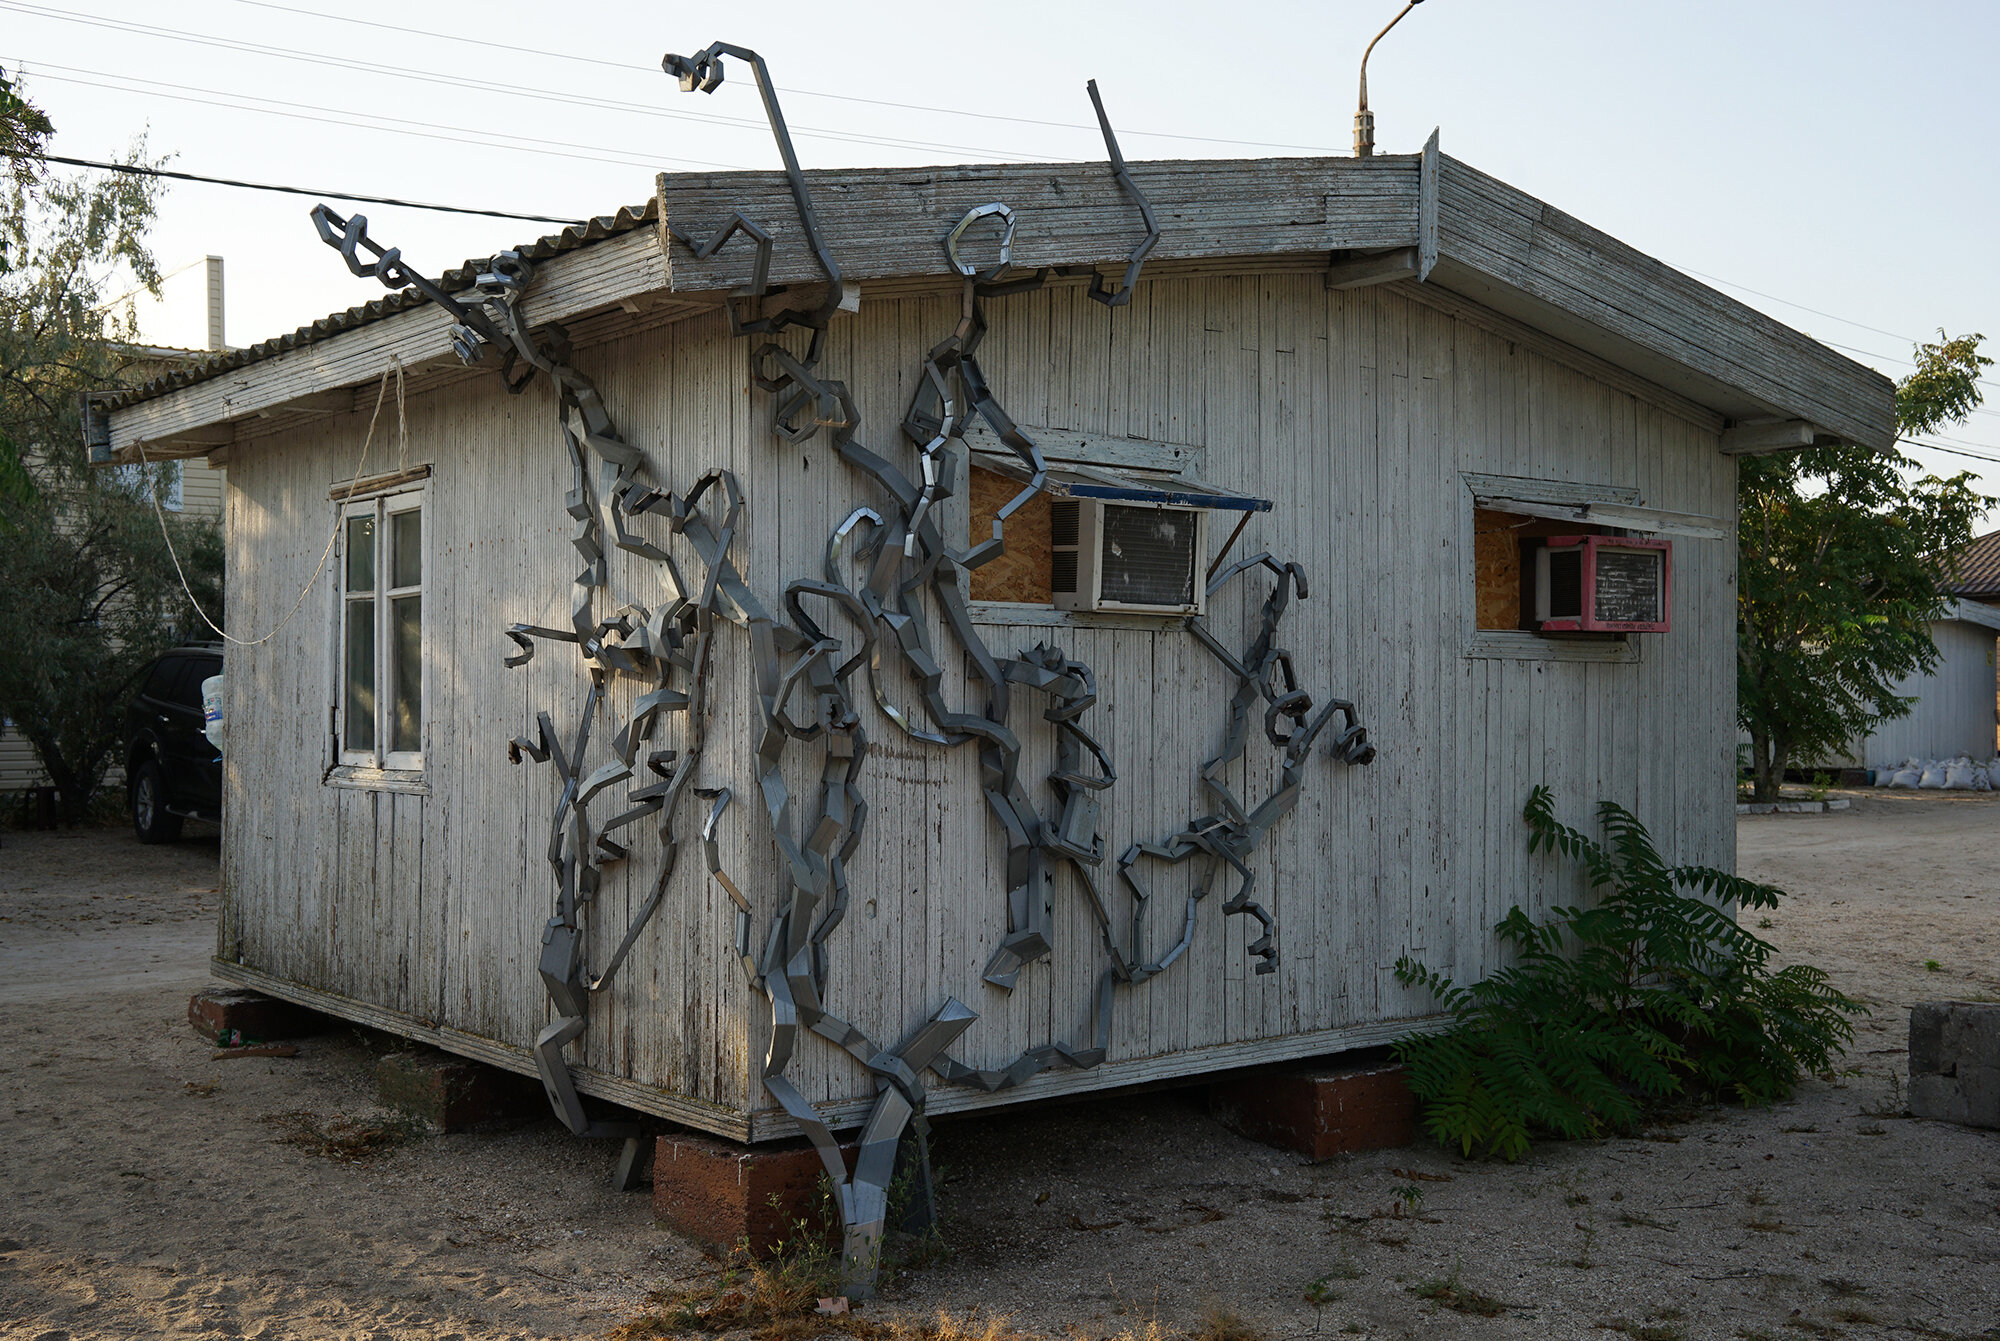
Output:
top-left (332, 482), bottom-right (426, 778)
top-left (1459, 472), bottom-right (1642, 664)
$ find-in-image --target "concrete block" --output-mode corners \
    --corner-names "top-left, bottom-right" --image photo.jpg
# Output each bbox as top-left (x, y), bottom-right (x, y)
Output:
top-left (187, 987), bottom-right (323, 1046)
top-left (1908, 1001), bottom-right (2000, 1130)
top-left (375, 1048), bottom-right (546, 1132)
top-left (654, 1132), bottom-right (852, 1256)
top-left (1208, 1060), bottom-right (1416, 1160)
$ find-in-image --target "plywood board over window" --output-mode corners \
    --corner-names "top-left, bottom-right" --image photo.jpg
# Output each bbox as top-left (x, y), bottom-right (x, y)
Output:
top-left (1472, 507), bottom-right (1609, 630)
top-left (968, 465), bottom-right (1053, 603)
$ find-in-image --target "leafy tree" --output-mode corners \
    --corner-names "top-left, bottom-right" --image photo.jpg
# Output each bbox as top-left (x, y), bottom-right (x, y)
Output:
top-left (1392, 787), bottom-right (1861, 1160)
top-left (1, 64), bottom-right (54, 508)
top-left (0, 71), bottom-right (222, 823)
top-left (1736, 333), bottom-right (1993, 800)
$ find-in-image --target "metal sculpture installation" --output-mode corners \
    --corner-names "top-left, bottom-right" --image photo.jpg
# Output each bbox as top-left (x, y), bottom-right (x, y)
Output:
top-left (310, 40), bottom-right (1374, 1295)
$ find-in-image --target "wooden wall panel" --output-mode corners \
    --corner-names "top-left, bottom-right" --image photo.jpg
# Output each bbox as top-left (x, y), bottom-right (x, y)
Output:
top-left (218, 265), bottom-right (1738, 1139)
top-left (1834, 620), bottom-right (2000, 767)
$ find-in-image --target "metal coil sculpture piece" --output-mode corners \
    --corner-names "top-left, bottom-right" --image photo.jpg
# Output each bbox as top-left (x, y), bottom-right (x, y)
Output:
top-left (308, 42), bottom-right (1373, 1294)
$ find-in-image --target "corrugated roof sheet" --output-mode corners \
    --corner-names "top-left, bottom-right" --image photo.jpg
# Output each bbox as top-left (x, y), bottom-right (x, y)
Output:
top-left (99, 200), bottom-right (656, 412)
top-left (1948, 527), bottom-right (2000, 599)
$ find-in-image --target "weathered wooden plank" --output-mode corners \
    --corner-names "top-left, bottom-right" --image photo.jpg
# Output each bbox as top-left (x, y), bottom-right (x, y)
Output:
top-left (1719, 419), bottom-right (1816, 454)
top-left (658, 156), bottom-right (1422, 294)
top-left (208, 260), bottom-right (1742, 1143)
top-left (107, 229), bottom-right (681, 457)
top-left (1433, 155), bottom-right (1894, 450)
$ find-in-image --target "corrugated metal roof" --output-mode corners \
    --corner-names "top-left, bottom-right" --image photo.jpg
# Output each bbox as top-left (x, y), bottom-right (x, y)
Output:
top-left (1948, 527), bottom-right (2000, 600)
top-left (98, 201), bottom-right (656, 412)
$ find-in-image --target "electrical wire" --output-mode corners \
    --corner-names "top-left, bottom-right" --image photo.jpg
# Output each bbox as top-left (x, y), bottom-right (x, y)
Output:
top-left (10, 151), bottom-right (589, 223)
top-left (218, 0), bottom-right (1349, 154)
top-left (1902, 438), bottom-right (2000, 467)
top-left (1, 2), bottom-right (1081, 164)
top-left (26, 9), bottom-right (1997, 460)
top-left (137, 361), bottom-right (403, 646)
top-left (1668, 262), bottom-right (2000, 399)
top-left (17, 66), bottom-right (735, 173)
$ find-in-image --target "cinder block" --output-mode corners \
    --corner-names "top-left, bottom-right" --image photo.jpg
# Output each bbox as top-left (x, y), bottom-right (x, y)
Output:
top-left (1209, 1060), bottom-right (1416, 1160)
top-left (187, 987), bottom-right (323, 1046)
top-left (1909, 1001), bottom-right (2000, 1130)
top-left (654, 1132), bottom-right (853, 1256)
top-left (375, 1048), bottom-right (547, 1131)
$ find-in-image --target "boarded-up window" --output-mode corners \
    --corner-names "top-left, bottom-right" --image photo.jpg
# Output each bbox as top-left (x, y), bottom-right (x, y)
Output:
top-left (968, 466), bottom-right (1053, 603)
top-left (1473, 507), bottom-right (1611, 630)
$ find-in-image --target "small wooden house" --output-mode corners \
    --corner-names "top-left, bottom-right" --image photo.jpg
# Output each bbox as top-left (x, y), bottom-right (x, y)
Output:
top-left (90, 134), bottom-right (1892, 1172)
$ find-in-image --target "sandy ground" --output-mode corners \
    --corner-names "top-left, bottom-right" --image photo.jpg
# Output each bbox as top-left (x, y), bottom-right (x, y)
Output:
top-left (1, 797), bottom-right (1996, 1341)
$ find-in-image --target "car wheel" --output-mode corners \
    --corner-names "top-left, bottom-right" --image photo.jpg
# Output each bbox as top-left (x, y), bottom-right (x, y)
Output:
top-left (132, 760), bottom-right (183, 844)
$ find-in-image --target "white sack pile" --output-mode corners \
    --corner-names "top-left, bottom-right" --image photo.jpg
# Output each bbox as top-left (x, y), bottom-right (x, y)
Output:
top-left (1873, 756), bottom-right (2000, 789)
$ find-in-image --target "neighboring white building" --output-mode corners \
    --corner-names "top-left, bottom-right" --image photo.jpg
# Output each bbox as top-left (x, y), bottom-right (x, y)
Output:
top-left (1835, 599), bottom-right (2000, 769)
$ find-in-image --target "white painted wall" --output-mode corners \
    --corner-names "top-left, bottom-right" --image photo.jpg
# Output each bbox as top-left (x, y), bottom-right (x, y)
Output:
top-left (1838, 618), bottom-right (2000, 768)
top-left (214, 272), bottom-right (1738, 1139)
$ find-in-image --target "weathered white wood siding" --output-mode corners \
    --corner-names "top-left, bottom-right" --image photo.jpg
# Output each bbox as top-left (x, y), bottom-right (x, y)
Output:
top-left (216, 269), bottom-right (1736, 1139)
top-left (1835, 619), bottom-right (1999, 767)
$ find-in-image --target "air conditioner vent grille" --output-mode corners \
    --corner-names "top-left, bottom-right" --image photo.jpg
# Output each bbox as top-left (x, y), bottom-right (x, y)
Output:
top-left (1051, 549), bottom-right (1080, 595)
top-left (1099, 504), bottom-right (1197, 608)
top-left (1050, 500), bottom-right (1080, 548)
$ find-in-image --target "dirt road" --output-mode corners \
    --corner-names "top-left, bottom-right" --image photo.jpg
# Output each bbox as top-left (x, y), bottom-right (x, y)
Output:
top-left (2, 799), bottom-right (1995, 1341)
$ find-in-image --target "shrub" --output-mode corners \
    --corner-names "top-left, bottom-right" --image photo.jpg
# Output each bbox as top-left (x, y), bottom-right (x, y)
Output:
top-left (1392, 786), bottom-right (1862, 1159)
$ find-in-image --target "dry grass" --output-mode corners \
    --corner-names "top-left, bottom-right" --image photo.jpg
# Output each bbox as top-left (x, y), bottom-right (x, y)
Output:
top-left (1408, 1268), bottom-right (1506, 1319)
top-left (1597, 1319), bottom-right (1688, 1341)
top-left (608, 1235), bottom-right (1028, 1341)
top-left (257, 1109), bottom-right (419, 1163)
top-left (1188, 1308), bottom-right (1260, 1341)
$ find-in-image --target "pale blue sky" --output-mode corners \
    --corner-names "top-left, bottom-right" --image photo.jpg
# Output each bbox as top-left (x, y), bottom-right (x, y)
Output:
top-left (10, 0), bottom-right (1998, 500)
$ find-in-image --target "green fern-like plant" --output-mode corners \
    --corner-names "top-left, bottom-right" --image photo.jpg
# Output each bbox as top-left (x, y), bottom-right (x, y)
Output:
top-left (1391, 786), bottom-right (1862, 1160)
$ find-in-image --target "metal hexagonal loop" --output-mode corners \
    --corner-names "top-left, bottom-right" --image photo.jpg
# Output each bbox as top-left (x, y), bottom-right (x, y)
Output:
top-left (944, 202), bottom-right (1017, 281)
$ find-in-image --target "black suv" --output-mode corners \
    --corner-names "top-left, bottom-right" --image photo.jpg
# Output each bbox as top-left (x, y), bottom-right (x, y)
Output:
top-left (125, 643), bottom-right (223, 842)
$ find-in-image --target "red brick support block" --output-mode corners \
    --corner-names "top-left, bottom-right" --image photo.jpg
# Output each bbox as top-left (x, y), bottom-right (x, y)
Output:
top-left (187, 986), bottom-right (323, 1046)
top-left (1208, 1060), bottom-right (1416, 1160)
top-left (375, 1048), bottom-right (546, 1132)
top-left (654, 1132), bottom-right (853, 1256)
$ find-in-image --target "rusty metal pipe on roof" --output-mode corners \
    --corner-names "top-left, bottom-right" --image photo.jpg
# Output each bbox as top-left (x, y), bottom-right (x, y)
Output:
top-left (1355, 0), bottom-right (1426, 157)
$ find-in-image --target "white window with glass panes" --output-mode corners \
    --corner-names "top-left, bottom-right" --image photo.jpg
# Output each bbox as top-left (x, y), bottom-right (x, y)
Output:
top-left (337, 488), bottom-right (424, 772)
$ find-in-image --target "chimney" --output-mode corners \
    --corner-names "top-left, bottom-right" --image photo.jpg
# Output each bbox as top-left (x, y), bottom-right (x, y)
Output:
top-left (203, 255), bottom-right (226, 351)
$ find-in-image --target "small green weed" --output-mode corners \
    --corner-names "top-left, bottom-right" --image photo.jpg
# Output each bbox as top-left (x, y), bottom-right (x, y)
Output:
top-left (1409, 1261), bottom-right (1505, 1318)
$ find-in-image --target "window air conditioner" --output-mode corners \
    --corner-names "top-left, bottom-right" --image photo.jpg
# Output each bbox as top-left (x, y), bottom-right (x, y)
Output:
top-left (1533, 534), bottom-right (1672, 633)
top-left (1050, 498), bottom-right (1208, 616)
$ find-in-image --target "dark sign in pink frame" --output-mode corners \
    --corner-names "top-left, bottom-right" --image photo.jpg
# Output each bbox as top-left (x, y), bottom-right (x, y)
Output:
top-left (1538, 534), bottom-right (1672, 633)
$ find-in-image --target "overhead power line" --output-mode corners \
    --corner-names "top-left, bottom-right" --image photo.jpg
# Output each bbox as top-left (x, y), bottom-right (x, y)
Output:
top-left (17, 66), bottom-right (736, 174)
top-left (10, 151), bottom-right (589, 224)
top-left (1903, 438), bottom-right (2000, 467)
top-left (1, 2), bottom-right (1079, 164)
top-left (1670, 261), bottom-right (2000, 399)
top-left (219, 0), bottom-right (1344, 155)
top-left (221, 0), bottom-right (1348, 155)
